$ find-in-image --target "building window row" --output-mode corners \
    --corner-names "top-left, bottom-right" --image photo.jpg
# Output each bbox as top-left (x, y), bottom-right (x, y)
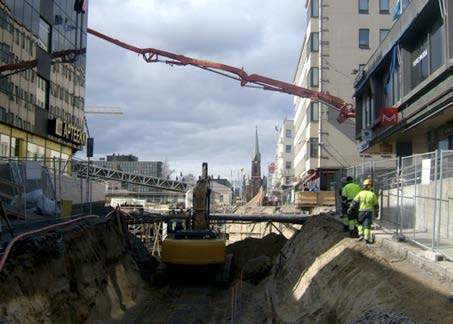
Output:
top-left (0, 77), bottom-right (39, 110)
top-left (49, 105), bottom-right (83, 128)
top-left (52, 63), bottom-right (85, 87)
top-left (49, 81), bottom-right (84, 109)
top-left (359, 0), bottom-right (390, 14)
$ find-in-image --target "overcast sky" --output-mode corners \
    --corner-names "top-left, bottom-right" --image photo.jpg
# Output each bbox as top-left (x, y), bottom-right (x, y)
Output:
top-left (81, 0), bottom-right (306, 180)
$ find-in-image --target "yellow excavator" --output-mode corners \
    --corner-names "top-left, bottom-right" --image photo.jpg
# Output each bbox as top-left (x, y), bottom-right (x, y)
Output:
top-left (160, 162), bottom-right (232, 284)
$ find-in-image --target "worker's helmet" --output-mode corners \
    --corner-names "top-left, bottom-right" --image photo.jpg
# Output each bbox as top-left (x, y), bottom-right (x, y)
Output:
top-left (363, 178), bottom-right (372, 186)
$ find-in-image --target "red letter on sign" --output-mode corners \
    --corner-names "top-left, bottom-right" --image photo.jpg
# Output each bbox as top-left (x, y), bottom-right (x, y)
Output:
top-left (380, 107), bottom-right (398, 125)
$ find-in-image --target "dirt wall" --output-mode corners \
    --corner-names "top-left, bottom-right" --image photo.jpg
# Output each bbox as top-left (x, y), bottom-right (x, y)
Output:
top-left (267, 215), bottom-right (453, 323)
top-left (0, 216), bottom-right (151, 323)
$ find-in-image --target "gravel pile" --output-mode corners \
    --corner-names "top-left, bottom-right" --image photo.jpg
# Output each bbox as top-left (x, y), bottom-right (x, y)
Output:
top-left (349, 310), bottom-right (422, 324)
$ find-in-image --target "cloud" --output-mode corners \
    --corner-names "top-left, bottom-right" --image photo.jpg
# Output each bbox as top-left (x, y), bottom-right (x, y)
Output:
top-left (82, 0), bottom-right (306, 178)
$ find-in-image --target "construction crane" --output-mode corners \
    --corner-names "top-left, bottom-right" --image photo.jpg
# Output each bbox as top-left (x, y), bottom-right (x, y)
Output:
top-left (85, 106), bottom-right (123, 114)
top-left (87, 28), bottom-right (355, 123)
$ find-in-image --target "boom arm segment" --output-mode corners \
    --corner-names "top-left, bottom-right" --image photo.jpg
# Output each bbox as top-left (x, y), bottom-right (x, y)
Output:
top-left (0, 48), bottom-right (86, 75)
top-left (87, 28), bottom-right (355, 123)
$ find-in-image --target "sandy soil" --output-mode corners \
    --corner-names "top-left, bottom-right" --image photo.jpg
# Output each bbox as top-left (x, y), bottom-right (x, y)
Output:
top-left (2, 213), bottom-right (453, 323)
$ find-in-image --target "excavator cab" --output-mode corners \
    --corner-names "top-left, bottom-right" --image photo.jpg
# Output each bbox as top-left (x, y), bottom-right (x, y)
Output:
top-left (160, 163), bottom-right (232, 283)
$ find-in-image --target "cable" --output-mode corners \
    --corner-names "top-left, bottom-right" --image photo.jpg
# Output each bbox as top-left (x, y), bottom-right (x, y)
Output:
top-left (324, 60), bottom-right (355, 81)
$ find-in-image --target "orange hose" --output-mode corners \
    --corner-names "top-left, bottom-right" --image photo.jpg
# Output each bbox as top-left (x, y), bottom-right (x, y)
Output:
top-left (0, 215), bottom-right (98, 272)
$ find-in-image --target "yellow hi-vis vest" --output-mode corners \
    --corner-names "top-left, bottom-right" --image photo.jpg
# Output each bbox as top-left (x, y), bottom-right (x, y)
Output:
top-left (352, 190), bottom-right (378, 211)
top-left (342, 183), bottom-right (361, 201)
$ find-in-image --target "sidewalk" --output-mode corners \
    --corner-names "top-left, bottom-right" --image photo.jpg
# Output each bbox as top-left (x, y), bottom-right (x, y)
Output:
top-left (372, 227), bottom-right (453, 287)
top-left (331, 211), bottom-right (453, 288)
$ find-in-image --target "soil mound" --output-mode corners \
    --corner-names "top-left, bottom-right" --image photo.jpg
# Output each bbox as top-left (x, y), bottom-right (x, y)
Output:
top-left (267, 214), bottom-right (453, 323)
top-left (0, 215), bottom-right (153, 323)
top-left (226, 232), bottom-right (287, 279)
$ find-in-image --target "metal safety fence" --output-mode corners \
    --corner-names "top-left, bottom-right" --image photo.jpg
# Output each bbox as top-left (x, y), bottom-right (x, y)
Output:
top-left (340, 150), bottom-right (453, 260)
top-left (0, 157), bottom-right (97, 227)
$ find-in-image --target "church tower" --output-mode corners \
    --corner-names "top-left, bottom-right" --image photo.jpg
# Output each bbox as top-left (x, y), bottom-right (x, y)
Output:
top-left (249, 126), bottom-right (262, 199)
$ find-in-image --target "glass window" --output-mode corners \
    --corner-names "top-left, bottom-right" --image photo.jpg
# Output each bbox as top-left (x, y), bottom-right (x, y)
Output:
top-left (36, 75), bottom-right (49, 109)
top-left (285, 129), bottom-right (291, 138)
top-left (310, 67), bottom-right (319, 87)
top-left (310, 0), bottom-right (319, 18)
top-left (362, 94), bottom-right (374, 128)
top-left (0, 134), bottom-right (10, 157)
top-left (359, 29), bottom-right (369, 49)
top-left (379, 29), bottom-right (389, 43)
top-left (285, 161), bottom-right (291, 170)
top-left (359, 0), bottom-right (369, 14)
top-left (310, 32), bottom-right (319, 52)
top-left (285, 145), bottom-right (292, 153)
top-left (310, 138), bottom-right (319, 158)
top-left (430, 23), bottom-right (445, 74)
top-left (379, 0), bottom-right (390, 14)
top-left (310, 102), bottom-right (319, 121)
top-left (38, 17), bottom-right (50, 51)
top-left (10, 137), bottom-right (18, 158)
top-left (411, 37), bottom-right (429, 88)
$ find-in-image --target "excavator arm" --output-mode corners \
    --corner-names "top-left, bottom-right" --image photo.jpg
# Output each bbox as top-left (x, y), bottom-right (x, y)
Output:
top-left (87, 28), bottom-right (355, 123)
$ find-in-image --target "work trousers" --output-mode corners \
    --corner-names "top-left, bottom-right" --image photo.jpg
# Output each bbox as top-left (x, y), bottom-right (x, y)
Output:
top-left (357, 210), bottom-right (373, 241)
top-left (343, 201), bottom-right (357, 230)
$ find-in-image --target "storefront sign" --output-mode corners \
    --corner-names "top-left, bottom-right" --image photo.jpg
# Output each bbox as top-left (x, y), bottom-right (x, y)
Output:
top-left (361, 129), bottom-right (372, 141)
top-left (421, 159), bottom-right (431, 185)
top-left (49, 118), bottom-right (86, 145)
top-left (413, 49), bottom-right (428, 67)
top-left (380, 107), bottom-right (398, 125)
top-left (358, 140), bottom-right (369, 152)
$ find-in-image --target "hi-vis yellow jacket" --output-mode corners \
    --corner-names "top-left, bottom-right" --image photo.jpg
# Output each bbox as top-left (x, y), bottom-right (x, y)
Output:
top-left (352, 189), bottom-right (378, 211)
top-left (342, 183), bottom-right (361, 202)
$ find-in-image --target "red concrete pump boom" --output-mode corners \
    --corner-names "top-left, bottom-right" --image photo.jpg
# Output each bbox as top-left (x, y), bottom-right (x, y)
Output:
top-left (0, 48), bottom-right (86, 75)
top-left (87, 28), bottom-right (355, 123)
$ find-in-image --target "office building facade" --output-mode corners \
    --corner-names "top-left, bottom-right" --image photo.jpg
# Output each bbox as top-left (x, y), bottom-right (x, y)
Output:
top-left (0, 0), bottom-right (87, 164)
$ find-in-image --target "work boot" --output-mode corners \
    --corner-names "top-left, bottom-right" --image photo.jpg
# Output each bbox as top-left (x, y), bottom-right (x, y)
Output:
top-left (343, 224), bottom-right (349, 232)
top-left (356, 235), bottom-right (364, 242)
top-left (365, 239), bottom-right (373, 244)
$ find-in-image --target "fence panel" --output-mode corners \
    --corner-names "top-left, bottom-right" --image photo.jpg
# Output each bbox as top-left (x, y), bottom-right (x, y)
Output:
top-left (400, 152), bottom-right (438, 250)
top-left (437, 150), bottom-right (453, 259)
top-left (373, 158), bottom-right (400, 232)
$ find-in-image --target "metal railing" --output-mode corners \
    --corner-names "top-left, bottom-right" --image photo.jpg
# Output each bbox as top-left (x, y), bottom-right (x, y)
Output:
top-left (339, 150), bottom-right (453, 259)
top-left (0, 156), bottom-right (96, 225)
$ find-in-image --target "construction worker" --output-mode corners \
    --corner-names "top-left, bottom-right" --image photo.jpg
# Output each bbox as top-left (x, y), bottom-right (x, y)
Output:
top-left (348, 178), bottom-right (379, 244)
top-left (341, 176), bottom-right (361, 235)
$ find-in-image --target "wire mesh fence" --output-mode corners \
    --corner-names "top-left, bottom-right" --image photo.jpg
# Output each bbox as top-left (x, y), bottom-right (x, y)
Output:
top-left (0, 157), bottom-right (98, 226)
top-left (337, 150), bottom-right (453, 259)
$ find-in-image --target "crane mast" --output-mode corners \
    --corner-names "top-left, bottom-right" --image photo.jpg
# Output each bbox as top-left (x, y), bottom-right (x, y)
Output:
top-left (87, 28), bottom-right (355, 123)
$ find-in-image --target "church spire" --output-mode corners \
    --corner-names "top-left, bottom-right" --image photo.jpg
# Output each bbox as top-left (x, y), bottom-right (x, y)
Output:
top-left (252, 126), bottom-right (261, 162)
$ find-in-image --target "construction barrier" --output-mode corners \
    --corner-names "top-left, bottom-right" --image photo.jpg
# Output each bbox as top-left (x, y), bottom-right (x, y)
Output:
top-left (61, 200), bottom-right (72, 218)
top-left (294, 191), bottom-right (336, 207)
